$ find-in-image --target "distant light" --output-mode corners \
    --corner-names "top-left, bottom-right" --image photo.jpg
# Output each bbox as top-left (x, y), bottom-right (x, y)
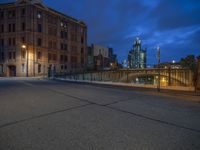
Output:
top-left (162, 77), bottom-right (166, 82)
top-left (172, 60), bottom-right (175, 63)
top-left (21, 45), bottom-right (26, 49)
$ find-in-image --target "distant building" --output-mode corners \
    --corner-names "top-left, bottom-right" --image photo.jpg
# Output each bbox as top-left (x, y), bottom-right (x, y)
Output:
top-left (0, 0), bottom-right (87, 77)
top-left (87, 44), bottom-right (117, 70)
top-left (154, 62), bottom-right (182, 69)
top-left (128, 37), bottom-right (146, 69)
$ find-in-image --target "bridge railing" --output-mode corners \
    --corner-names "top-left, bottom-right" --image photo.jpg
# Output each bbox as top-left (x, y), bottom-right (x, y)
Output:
top-left (54, 68), bottom-right (194, 87)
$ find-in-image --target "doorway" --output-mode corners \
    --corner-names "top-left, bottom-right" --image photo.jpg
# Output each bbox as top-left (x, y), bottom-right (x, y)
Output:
top-left (8, 65), bottom-right (16, 77)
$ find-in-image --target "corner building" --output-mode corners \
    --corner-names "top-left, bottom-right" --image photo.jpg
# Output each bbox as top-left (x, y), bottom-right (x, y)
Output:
top-left (0, 0), bottom-right (87, 77)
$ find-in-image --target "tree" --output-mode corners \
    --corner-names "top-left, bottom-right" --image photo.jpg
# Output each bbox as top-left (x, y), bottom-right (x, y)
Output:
top-left (180, 55), bottom-right (197, 71)
top-left (180, 55), bottom-right (198, 91)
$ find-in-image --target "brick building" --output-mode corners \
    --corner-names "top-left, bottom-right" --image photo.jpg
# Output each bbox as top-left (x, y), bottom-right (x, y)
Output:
top-left (0, 0), bottom-right (87, 77)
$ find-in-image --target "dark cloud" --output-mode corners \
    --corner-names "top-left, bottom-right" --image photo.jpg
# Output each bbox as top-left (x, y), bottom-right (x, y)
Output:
top-left (1, 0), bottom-right (200, 63)
top-left (150, 0), bottom-right (200, 31)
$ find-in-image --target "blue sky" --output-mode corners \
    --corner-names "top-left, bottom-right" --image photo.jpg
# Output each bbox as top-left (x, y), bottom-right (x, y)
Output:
top-left (1, 0), bottom-right (200, 65)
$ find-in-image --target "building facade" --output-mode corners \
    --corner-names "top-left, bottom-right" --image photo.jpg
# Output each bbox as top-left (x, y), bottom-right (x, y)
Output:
top-left (0, 0), bottom-right (87, 77)
top-left (128, 37), bottom-right (146, 69)
top-left (87, 44), bottom-right (117, 70)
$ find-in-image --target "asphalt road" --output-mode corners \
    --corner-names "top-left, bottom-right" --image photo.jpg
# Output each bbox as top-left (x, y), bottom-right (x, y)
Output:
top-left (0, 78), bottom-right (200, 150)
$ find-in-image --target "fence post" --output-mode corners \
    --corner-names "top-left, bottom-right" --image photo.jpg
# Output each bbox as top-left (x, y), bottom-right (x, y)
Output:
top-left (168, 66), bottom-right (171, 86)
top-left (126, 71), bottom-right (129, 83)
top-left (90, 72), bottom-right (92, 81)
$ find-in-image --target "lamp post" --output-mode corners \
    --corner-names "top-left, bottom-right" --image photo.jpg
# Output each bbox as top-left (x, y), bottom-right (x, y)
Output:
top-left (157, 46), bottom-right (160, 92)
top-left (22, 44), bottom-right (28, 77)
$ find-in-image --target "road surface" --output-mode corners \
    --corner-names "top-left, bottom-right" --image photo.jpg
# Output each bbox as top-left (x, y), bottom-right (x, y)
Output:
top-left (0, 78), bottom-right (200, 150)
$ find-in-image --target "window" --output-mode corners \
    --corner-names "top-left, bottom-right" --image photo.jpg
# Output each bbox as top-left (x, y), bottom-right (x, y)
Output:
top-left (53, 54), bottom-right (57, 61)
top-left (64, 65), bottom-right (67, 70)
top-left (60, 43), bottom-right (63, 50)
top-left (81, 37), bottom-right (84, 43)
top-left (49, 27), bottom-right (57, 36)
top-left (49, 40), bottom-right (52, 49)
top-left (12, 10), bottom-right (15, 17)
top-left (37, 24), bottom-right (42, 32)
top-left (81, 48), bottom-right (84, 54)
top-left (61, 65), bottom-right (64, 70)
top-left (37, 38), bottom-right (42, 47)
top-left (21, 50), bottom-right (26, 59)
top-left (60, 55), bottom-right (63, 62)
top-left (12, 24), bottom-right (15, 32)
top-left (12, 38), bottom-right (16, 46)
top-left (13, 52), bottom-right (16, 59)
top-left (37, 11), bottom-right (42, 19)
top-left (60, 21), bottom-right (67, 29)
top-left (53, 28), bottom-right (57, 36)
top-left (0, 24), bottom-right (4, 33)
top-left (21, 22), bottom-right (26, 31)
top-left (48, 27), bottom-right (52, 35)
top-left (8, 10), bottom-right (15, 19)
top-left (22, 64), bottom-right (25, 73)
top-left (1, 52), bottom-right (4, 60)
top-left (8, 38), bottom-right (12, 46)
top-left (81, 57), bottom-right (84, 64)
top-left (64, 55), bottom-right (68, 63)
top-left (0, 39), bottom-right (4, 47)
top-left (21, 8), bottom-right (25, 16)
top-left (37, 51), bottom-right (41, 60)
top-left (0, 11), bottom-right (4, 19)
top-left (8, 52), bottom-right (12, 59)
top-left (38, 64), bottom-right (41, 73)
top-left (61, 31), bottom-right (67, 39)
top-left (9, 24), bottom-right (11, 32)
top-left (21, 36), bottom-right (25, 43)
top-left (48, 53), bottom-right (51, 61)
top-left (60, 43), bottom-right (68, 50)
top-left (64, 44), bottom-right (67, 50)
top-left (8, 11), bottom-right (12, 18)
top-left (53, 42), bottom-right (57, 49)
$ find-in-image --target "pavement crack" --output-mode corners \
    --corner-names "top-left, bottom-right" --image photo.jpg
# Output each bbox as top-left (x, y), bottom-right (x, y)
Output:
top-left (0, 103), bottom-right (92, 129)
top-left (106, 106), bottom-right (200, 134)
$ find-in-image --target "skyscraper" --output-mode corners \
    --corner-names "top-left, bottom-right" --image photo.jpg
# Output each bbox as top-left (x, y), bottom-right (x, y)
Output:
top-left (128, 37), bottom-right (146, 69)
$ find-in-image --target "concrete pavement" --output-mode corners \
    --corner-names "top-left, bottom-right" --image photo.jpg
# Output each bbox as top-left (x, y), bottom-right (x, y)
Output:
top-left (0, 78), bottom-right (200, 150)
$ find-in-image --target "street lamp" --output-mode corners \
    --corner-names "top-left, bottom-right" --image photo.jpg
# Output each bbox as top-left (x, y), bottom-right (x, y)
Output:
top-left (157, 45), bottom-right (160, 92)
top-left (21, 44), bottom-right (28, 77)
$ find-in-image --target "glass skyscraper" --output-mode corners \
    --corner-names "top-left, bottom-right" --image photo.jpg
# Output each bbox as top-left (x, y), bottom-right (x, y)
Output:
top-left (128, 37), bottom-right (147, 69)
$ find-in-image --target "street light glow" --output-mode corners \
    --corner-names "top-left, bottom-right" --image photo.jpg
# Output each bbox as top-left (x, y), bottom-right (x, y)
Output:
top-left (21, 45), bottom-right (26, 49)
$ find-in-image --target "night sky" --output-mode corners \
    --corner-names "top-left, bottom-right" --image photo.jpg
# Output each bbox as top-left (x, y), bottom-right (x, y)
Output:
top-left (1, 0), bottom-right (200, 65)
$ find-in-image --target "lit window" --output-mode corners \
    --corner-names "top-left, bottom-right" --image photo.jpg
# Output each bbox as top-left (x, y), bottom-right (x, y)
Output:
top-left (37, 11), bottom-right (42, 19)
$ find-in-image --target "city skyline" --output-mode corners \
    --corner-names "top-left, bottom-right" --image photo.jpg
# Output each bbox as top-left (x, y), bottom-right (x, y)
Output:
top-left (1, 0), bottom-right (200, 65)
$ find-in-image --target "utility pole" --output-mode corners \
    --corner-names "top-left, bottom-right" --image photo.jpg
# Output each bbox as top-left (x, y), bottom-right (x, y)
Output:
top-left (157, 46), bottom-right (160, 92)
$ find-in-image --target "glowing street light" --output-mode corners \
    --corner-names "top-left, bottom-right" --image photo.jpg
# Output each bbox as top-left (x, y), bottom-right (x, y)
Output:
top-left (21, 45), bottom-right (26, 49)
top-left (21, 44), bottom-right (28, 77)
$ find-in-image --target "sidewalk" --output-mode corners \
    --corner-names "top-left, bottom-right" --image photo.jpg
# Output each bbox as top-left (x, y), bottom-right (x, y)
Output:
top-left (0, 76), bottom-right (46, 80)
top-left (55, 78), bottom-right (200, 101)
